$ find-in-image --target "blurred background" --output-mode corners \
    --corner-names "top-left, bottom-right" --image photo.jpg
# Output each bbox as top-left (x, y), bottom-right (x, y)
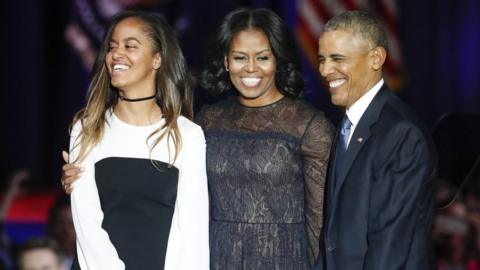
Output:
top-left (0, 0), bottom-right (479, 269)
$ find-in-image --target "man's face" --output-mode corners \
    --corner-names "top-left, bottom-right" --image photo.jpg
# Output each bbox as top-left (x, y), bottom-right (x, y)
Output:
top-left (318, 29), bottom-right (380, 108)
top-left (19, 248), bottom-right (65, 270)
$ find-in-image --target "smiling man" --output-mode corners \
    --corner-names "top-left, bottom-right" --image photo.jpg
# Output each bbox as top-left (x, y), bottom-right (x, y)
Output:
top-left (314, 11), bottom-right (437, 270)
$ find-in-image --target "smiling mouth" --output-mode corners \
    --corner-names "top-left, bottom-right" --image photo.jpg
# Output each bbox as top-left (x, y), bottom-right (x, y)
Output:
top-left (241, 77), bottom-right (261, 87)
top-left (112, 64), bottom-right (130, 73)
top-left (329, 79), bottom-right (346, 88)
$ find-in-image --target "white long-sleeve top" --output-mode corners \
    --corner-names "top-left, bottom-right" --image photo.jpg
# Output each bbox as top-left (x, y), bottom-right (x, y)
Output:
top-left (69, 111), bottom-right (209, 269)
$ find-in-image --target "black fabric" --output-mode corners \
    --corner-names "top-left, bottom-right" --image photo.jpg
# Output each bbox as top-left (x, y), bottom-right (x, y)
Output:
top-left (72, 157), bottom-right (178, 270)
top-left (196, 96), bottom-right (333, 269)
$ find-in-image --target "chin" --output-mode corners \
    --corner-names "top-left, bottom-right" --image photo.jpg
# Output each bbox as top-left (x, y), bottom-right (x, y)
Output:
top-left (331, 98), bottom-right (345, 107)
top-left (111, 80), bottom-right (127, 88)
top-left (238, 90), bottom-right (261, 99)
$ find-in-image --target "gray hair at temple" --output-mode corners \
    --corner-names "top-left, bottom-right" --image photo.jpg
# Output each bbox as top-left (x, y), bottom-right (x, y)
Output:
top-left (323, 10), bottom-right (388, 50)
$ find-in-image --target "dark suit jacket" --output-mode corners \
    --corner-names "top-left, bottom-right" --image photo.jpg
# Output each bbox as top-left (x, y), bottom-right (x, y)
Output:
top-left (314, 85), bottom-right (437, 270)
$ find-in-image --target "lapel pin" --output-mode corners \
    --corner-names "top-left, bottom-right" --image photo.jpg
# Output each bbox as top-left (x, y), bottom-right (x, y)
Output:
top-left (357, 137), bottom-right (363, 143)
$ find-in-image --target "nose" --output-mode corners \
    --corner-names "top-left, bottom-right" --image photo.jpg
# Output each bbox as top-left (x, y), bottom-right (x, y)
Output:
top-left (111, 47), bottom-right (125, 60)
top-left (318, 60), bottom-right (333, 78)
top-left (245, 58), bottom-right (258, 73)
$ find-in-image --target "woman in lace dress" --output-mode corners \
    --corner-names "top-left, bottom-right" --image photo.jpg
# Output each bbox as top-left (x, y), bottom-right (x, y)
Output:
top-left (198, 8), bottom-right (333, 269)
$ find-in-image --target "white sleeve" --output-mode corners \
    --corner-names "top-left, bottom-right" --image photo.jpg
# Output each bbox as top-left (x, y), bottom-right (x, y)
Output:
top-left (69, 123), bottom-right (125, 270)
top-left (165, 126), bottom-right (210, 270)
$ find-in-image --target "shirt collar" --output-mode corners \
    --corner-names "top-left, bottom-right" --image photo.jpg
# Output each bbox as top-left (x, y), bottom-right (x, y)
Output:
top-left (346, 78), bottom-right (384, 127)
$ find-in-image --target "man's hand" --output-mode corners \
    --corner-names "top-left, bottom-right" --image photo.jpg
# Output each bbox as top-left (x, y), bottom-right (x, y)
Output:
top-left (61, 150), bottom-right (83, 194)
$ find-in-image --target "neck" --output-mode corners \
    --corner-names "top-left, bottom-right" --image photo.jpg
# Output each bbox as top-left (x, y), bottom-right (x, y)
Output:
top-left (119, 94), bottom-right (156, 102)
top-left (117, 84), bottom-right (156, 102)
top-left (238, 91), bottom-right (284, 107)
top-left (114, 99), bottom-right (162, 126)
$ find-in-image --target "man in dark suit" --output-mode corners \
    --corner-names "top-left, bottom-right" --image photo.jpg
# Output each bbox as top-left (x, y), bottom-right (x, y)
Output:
top-left (313, 11), bottom-right (437, 270)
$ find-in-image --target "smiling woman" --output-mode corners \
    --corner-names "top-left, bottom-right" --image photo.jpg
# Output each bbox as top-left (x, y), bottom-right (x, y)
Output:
top-left (198, 7), bottom-right (334, 270)
top-left (224, 28), bottom-right (281, 107)
top-left (106, 18), bottom-right (161, 98)
top-left (66, 10), bottom-right (209, 270)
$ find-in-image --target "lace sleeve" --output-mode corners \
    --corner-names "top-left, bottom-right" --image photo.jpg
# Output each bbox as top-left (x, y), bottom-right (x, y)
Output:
top-left (301, 112), bottom-right (334, 265)
top-left (194, 103), bottom-right (219, 129)
top-left (194, 105), bottom-right (208, 128)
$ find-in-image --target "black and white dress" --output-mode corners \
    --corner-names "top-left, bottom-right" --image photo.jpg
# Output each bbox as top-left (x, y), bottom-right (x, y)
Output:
top-left (69, 111), bottom-right (209, 270)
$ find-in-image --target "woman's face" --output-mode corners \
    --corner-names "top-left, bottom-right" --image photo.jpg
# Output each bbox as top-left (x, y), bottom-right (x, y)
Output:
top-left (224, 29), bottom-right (282, 107)
top-left (105, 17), bottom-right (161, 96)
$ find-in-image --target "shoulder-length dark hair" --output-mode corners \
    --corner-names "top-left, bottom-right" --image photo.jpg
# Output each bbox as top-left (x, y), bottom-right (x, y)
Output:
top-left (71, 10), bottom-right (192, 163)
top-left (200, 8), bottom-right (303, 97)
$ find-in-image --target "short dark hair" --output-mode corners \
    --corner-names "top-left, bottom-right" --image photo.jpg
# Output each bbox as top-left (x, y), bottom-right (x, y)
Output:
top-left (200, 8), bottom-right (303, 97)
top-left (323, 10), bottom-right (388, 50)
top-left (17, 237), bottom-right (64, 266)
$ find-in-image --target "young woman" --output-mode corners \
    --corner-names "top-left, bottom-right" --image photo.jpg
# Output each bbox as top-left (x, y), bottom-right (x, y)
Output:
top-left (197, 8), bottom-right (333, 269)
top-left (67, 11), bottom-right (209, 269)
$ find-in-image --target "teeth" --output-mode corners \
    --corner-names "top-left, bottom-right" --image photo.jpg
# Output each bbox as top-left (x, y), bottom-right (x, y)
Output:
top-left (329, 79), bottom-right (346, 88)
top-left (241, 77), bottom-right (261, 87)
top-left (113, 64), bottom-right (129, 71)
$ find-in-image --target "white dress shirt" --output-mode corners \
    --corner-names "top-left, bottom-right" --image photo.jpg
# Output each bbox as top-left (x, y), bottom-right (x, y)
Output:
top-left (345, 79), bottom-right (384, 147)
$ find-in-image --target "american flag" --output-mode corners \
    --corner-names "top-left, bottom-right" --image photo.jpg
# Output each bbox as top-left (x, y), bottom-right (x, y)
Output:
top-left (296, 0), bottom-right (404, 90)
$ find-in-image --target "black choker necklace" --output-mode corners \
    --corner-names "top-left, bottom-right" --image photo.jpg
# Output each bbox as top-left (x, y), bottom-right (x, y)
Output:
top-left (119, 94), bottom-right (156, 102)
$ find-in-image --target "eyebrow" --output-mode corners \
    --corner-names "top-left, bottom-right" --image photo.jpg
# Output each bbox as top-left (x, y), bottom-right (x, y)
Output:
top-left (231, 49), bottom-right (271, 55)
top-left (318, 53), bottom-right (346, 59)
top-left (330, 53), bottom-right (345, 58)
top-left (109, 37), bottom-right (142, 44)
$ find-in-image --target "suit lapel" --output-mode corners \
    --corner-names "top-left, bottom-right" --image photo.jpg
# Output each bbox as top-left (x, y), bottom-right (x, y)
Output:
top-left (334, 122), bottom-right (372, 191)
top-left (327, 86), bottom-right (391, 216)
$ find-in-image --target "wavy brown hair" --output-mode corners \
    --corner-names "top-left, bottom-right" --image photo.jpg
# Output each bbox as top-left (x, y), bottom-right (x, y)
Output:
top-left (71, 10), bottom-right (193, 164)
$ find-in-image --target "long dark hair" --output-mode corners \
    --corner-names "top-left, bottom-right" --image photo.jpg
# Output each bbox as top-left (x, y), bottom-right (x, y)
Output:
top-left (200, 8), bottom-right (303, 97)
top-left (71, 10), bottom-right (192, 163)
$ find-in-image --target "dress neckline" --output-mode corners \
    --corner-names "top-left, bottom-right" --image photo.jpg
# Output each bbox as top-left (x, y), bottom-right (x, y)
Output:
top-left (236, 96), bottom-right (287, 109)
top-left (109, 110), bottom-right (164, 129)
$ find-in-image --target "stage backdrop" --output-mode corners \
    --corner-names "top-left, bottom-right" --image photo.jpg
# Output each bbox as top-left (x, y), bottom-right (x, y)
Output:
top-left (1, 0), bottom-right (479, 188)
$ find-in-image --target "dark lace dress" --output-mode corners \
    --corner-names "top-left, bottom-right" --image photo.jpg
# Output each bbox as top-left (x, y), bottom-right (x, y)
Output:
top-left (196, 96), bottom-right (333, 270)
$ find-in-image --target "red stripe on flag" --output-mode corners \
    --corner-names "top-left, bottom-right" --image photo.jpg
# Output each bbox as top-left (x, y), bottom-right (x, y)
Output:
top-left (297, 16), bottom-right (320, 67)
top-left (308, 0), bottom-right (333, 21)
top-left (385, 55), bottom-right (396, 73)
top-left (371, 0), bottom-right (400, 38)
top-left (5, 190), bottom-right (58, 223)
top-left (298, 15), bottom-right (319, 50)
top-left (341, 0), bottom-right (359, 10)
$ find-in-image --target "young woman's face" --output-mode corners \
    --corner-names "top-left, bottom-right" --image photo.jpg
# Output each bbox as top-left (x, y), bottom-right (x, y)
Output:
top-left (224, 29), bottom-right (282, 107)
top-left (105, 17), bottom-right (161, 95)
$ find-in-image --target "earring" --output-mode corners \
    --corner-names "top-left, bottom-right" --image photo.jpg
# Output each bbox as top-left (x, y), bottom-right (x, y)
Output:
top-left (225, 67), bottom-right (229, 72)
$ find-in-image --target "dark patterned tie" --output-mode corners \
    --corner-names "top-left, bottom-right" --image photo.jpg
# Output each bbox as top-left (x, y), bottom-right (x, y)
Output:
top-left (333, 115), bottom-right (352, 192)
